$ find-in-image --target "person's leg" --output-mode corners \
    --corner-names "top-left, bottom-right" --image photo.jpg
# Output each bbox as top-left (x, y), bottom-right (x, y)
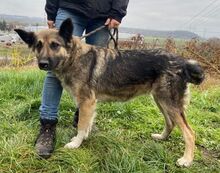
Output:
top-left (36, 73), bottom-right (63, 158)
top-left (39, 9), bottom-right (88, 121)
top-left (86, 18), bottom-right (109, 46)
top-left (36, 8), bottom-right (87, 158)
top-left (39, 72), bottom-right (63, 121)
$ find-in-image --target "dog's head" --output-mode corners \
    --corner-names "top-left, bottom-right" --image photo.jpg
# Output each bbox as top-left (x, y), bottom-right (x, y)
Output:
top-left (15, 18), bottom-right (73, 71)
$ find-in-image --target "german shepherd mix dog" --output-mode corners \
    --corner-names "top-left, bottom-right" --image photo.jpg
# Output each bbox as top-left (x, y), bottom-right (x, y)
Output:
top-left (15, 18), bottom-right (204, 167)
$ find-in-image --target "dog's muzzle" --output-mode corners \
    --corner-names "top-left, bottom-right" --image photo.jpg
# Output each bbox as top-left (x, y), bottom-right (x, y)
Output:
top-left (38, 60), bottom-right (51, 71)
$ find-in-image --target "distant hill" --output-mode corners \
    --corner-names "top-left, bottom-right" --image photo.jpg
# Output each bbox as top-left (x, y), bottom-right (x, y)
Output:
top-left (119, 27), bottom-right (201, 39)
top-left (0, 14), bottom-right (200, 39)
top-left (0, 14), bottom-right (45, 25)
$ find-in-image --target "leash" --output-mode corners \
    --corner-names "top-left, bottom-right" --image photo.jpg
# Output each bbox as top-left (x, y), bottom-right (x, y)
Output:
top-left (108, 27), bottom-right (119, 50)
top-left (80, 25), bottom-right (106, 40)
top-left (80, 25), bottom-right (119, 50)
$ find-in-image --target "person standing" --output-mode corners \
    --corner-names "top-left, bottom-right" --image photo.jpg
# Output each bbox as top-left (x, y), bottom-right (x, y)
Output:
top-left (35, 0), bottom-right (129, 158)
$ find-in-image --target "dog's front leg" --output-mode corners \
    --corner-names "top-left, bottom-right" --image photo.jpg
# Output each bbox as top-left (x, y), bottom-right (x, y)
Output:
top-left (65, 93), bottom-right (96, 149)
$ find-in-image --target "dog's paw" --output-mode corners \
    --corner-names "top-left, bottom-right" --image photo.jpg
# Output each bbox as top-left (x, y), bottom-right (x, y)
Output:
top-left (151, 133), bottom-right (166, 140)
top-left (176, 157), bottom-right (193, 167)
top-left (64, 137), bottom-right (82, 149)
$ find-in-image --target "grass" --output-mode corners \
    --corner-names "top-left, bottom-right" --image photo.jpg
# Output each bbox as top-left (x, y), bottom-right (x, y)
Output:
top-left (0, 44), bottom-right (31, 57)
top-left (0, 68), bottom-right (219, 173)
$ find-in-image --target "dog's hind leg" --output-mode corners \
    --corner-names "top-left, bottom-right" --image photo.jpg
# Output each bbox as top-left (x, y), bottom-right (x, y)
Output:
top-left (65, 92), bottom-right (96, 149)
top-left (151, 96), bottom-right (175, 140)
top-left (152, 94), bottom-right (195, 167)
top-left (174, 111), bottom-right (195, 167)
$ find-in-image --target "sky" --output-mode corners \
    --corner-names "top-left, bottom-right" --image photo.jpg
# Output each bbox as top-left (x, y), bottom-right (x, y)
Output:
top-left (0, 0), bottom-right (219, 38)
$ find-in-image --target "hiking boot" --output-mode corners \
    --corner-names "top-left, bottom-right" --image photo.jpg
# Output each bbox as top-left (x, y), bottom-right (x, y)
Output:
top-left (35, 119), bottom-right (57, 159)
top-left (73, 107), bottom-right (79, 128)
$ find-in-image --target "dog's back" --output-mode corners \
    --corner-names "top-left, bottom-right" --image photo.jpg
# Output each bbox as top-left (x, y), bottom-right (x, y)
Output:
top-left (91, 48), bottom-right (204, 101)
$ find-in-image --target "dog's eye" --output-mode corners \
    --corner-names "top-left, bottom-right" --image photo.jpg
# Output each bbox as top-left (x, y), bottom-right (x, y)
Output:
top-left (50, 42), bottom-right (60, 50)
top-left (36, 41), bottom-right (43, 52)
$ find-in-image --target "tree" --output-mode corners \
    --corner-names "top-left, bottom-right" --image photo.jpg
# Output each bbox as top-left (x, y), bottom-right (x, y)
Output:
top-left (0, 20), bottom-right (7, 31)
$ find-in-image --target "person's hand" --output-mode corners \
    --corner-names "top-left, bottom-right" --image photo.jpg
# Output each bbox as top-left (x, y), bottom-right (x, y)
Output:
top-left (47, 20), bottom-right (55, 29)
top-left (105, 18), bottom-right (120, 29)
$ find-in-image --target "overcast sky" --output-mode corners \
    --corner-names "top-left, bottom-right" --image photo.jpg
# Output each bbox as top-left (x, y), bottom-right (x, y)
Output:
top-left (0, 0), bottom-right (219, 38)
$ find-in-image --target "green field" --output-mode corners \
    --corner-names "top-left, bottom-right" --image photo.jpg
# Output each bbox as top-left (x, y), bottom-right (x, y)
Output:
top-left (0, 68), bottom-right (219, 173)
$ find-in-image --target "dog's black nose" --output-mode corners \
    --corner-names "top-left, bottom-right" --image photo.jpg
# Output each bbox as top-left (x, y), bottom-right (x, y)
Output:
top-left (38, 60), bottom-right (50, 70)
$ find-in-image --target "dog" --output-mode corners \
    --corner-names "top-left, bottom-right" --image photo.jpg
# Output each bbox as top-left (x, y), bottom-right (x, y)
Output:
top-left (15, 18), bottom-right (204, 167)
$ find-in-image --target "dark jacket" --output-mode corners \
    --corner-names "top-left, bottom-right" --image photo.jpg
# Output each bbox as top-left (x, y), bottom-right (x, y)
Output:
top-left (45, 0), bottom-right (129, 23)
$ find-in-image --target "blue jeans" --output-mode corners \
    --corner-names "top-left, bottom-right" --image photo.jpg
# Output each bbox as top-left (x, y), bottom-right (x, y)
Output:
top-left (39, 8), bottom-right (109, 120)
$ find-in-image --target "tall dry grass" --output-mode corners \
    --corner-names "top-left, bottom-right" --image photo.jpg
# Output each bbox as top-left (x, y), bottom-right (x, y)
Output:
top-left (119, 37), bottom-right (220, 79)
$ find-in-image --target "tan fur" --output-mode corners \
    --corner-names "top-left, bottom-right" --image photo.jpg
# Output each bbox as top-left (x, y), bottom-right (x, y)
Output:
top-left (174, 113), bottom-right (195, 167)
top-left (77, 90), bottom-right (97, 136)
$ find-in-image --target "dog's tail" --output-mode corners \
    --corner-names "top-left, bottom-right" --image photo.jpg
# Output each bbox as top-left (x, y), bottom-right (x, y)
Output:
top-left (185, 60), bottom-right (205, 85)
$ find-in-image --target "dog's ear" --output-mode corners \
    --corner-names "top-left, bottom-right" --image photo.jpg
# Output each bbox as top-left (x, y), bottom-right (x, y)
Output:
top-left (14, 29), bottom-right (36, 47)
top-left (59, 18), bottom-right (73, 43)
